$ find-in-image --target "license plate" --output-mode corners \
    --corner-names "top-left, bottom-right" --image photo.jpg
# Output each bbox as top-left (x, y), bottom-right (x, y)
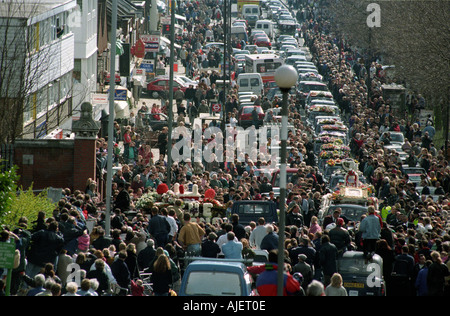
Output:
top-left (344, 282), bottom-right (365, 288)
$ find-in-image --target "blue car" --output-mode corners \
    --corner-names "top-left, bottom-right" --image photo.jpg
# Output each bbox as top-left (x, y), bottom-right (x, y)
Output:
top-left (179, 259), bottom-right (254, 296)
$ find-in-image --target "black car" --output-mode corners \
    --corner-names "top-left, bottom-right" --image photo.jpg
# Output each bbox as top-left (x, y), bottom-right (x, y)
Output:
top-left (142, 112), bottom-right (189, 131)
top-left (230, 200), bottom-right (278, 226)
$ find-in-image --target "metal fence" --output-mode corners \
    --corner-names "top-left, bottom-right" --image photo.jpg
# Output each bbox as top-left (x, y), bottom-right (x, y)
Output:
top-left (0, 143), bottom-right (14, 172)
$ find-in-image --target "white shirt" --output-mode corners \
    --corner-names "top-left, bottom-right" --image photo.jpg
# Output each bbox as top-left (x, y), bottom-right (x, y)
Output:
top-left (249, 225), bottom-right (268, 250)
top-left (166, 215), bottom-right (178, 237)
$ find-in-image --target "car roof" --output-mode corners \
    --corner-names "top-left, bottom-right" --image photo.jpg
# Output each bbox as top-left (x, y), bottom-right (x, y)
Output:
top-left (187, 260), bottom-right (247, 272)
top-left (233, 200), bottom-right (275, 204)
top-left (339, 251), bottom-right (382, 262)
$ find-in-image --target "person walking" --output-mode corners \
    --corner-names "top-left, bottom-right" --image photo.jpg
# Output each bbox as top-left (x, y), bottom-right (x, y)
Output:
top-left (319, 234), bottom-right (338, 287)
top-left (26, 221), bottom-right (64, 278)
top-left (148, 207), bottom-right (171, 249)
top-left (178, 213), bottom-right (205, 256)
top-left (221, 232), bottom-right (243, 259)
top-left (110, 251), bottom-right (131, 296)
top-left (150, 254), bottom-right (173, 296)
top-left (325, 273), bottom-right (348, 296)
top-left (359, 205), bottom-right (381, 260)
top-left (427, 251), bottom-right (450, 296)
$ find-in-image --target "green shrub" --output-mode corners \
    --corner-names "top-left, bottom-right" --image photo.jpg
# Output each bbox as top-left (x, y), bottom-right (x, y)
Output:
top-left (3, 186), bottom-right (57, 230)
top-left (0, 166), bottom-right (19, 227)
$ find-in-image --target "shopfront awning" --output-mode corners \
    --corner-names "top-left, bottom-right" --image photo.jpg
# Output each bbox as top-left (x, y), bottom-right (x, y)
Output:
top-left (161, 36), bottom-right (181, 49)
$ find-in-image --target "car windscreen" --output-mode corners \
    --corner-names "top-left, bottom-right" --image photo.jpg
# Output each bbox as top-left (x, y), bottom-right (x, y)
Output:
top-left (327, 205), bottom-right (367, 222)
top-left (274, 172), bottom-right (298, 186)
top-left (389, 133), bottom-right (404, 143)
top-left (185, 271), bottom-right (242, 296)
top-left (237, 203), bottom-right (273, 215)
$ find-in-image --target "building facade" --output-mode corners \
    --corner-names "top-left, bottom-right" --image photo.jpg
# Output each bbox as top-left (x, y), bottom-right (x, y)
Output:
top-left (0, 0), bottom-right (77, 141)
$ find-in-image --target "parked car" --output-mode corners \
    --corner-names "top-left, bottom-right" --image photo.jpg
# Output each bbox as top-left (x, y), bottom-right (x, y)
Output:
top-left (230, 200), bottom-right (278, 225)
top-left (142, 112), bottom-right (186, 131)
top-left (146, 77), bottom-right (187, 99)
top-left (238, 105), bottom-right (265, 128)
top-left (338, 251), bottom-right (386, 296)
top-left (179, 259), bottom-right (254, 296)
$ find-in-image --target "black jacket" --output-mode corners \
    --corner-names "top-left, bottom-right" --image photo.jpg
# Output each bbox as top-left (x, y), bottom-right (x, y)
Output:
top-left (27, 229), bottom-right (64, 267)
top-left (319, 241), bottom-right (338, 276)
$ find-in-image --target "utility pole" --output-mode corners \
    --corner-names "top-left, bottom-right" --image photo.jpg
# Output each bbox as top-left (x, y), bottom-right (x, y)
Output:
top-left (105, 0), bottom-right (118, 237)
top-left (166, 0), bottom-right (175, 186)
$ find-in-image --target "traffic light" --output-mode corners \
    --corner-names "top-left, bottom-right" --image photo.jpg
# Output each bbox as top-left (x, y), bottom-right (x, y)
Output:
top-left (162, 24), bottom-right (170, 35)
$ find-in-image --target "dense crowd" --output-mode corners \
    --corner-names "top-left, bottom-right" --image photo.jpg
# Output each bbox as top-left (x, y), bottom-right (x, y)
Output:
top-left (1, 0), bottom-right (450, 297)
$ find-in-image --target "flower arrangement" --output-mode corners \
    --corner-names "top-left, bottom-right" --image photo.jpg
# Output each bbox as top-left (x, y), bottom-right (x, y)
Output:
top-left (135, 191), bottom-right (160, 210)
top-left (318, 131), bottom-right (347, 138)
top-left (319, 150), bottom-right (349, 159)
top-left (161, 190), bottom-right (177, 204)
top-left (322, 124), bottom-right (347, 131)
top-left (310, 105), bottom-right (335, 113)
top-left (326, 158), bottom-right (343, 166)
top-left (318, 118), bottom-right (340, 124)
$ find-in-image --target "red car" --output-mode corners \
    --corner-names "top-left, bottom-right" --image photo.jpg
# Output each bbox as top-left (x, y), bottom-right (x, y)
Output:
top-left (146, 77), bottom-right (188, 99)
top-left (238, 105), bottom-right (265, 128)
top-left (253, 34), bottom-right (272, 47)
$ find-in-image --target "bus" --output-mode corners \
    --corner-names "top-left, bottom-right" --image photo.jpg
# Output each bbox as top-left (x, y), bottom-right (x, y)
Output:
top-left (244, 53), bottom-right (283, 83)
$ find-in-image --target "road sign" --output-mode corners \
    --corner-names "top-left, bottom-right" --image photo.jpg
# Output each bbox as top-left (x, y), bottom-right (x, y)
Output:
top-left (140, 62), bottom-right (154, 73)
top-left (0, 242), bottom-right (16, 269)
top-left (212, 103), bottom-right (222, 113)
top-left (115, 89), bottom-right (127, 101)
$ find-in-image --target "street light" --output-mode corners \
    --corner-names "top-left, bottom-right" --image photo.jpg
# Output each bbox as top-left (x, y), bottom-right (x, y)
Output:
top-left (274, 64), bottom-right (297, 296)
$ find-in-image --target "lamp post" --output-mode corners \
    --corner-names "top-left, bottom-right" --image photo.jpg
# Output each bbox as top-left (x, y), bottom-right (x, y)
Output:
top-left (274, 65), bottom-right (298, 296)
top-left (105, 0), bottom-right (118, 237)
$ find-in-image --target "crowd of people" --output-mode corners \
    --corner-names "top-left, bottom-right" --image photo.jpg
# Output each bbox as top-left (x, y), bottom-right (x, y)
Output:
top-left (1, 0), bottom-right (450, 297)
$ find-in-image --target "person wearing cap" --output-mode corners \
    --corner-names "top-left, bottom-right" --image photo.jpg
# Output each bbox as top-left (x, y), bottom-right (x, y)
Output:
top-left (359, 205), bottom-right (382, 260)
top-left (328, 218), bottom-right (351, 257)
top-left (293, 254), bottom-right (313, 290)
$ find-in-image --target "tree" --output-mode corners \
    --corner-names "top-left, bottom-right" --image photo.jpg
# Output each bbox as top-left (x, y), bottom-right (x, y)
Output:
top-left (0, 165), bottom-right (19, 226)
top-left (327, 0), bottom-right (450, 147)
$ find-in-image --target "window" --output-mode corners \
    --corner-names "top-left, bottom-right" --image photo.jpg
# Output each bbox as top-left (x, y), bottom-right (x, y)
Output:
top-left (23, 95), bottom-right (33, 123)
top-left (240, 78), bottom-right (249, 87)
top-left (73, 59), bottom-right (81, 82)
top-left (250, 78), bottom-right (260, 86)
top-left (238, 204), bottom-right (269, 215)
top-left (185, 272), bottom-right (242, 296)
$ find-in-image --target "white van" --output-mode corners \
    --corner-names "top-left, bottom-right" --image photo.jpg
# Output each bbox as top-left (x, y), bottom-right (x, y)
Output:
top-left (231, 25), bottom-right (248, 43)
top-left (242, 4), bottom-right (259, 19)
top-left (254, 20), bottom-right (274, 39)
top-left (237, 73), bottom-right (263, 95)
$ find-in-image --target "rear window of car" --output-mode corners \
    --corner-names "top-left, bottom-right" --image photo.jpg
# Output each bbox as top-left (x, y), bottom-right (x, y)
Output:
top-left (185, 272), bottom-right (242, 296)
top-left (243, 107), bottom-right (262, 114)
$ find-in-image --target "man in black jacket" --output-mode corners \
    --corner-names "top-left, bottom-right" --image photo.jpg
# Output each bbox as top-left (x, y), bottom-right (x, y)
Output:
top-left (148, 207), bottom-right (171, 248)
top-left (111, 251), bottom-right (131, 295)
top-left (115, 182), bottom-right (130, 213)
top-left (319, 234), bottom-right (338, 287)
top-left (26, 221), bottom-right (64, 278)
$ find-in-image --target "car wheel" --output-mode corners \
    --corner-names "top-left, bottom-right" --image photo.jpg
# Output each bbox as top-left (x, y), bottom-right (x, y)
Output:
top-left (151, 91), bottom-right (160, 99)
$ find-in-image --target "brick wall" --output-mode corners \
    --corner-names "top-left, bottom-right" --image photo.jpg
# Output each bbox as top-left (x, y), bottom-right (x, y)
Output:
top-left (13, 138), bottom-right (97, 193)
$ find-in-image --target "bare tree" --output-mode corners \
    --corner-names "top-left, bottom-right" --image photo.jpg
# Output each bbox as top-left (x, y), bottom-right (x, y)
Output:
top-left (327, 0), bottom-right (450, 144)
